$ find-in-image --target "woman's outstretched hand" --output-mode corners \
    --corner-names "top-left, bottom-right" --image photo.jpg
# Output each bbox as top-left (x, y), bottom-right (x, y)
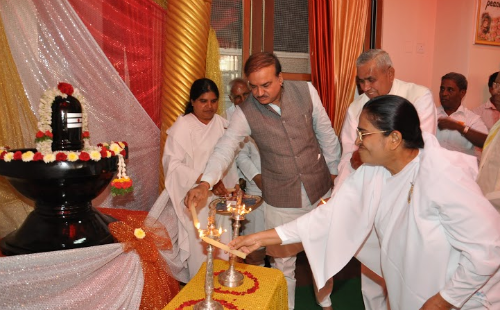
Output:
top-left (229, 229), bottom-right (283, 254)
top-left (228, 235), bottom-right (262, 255)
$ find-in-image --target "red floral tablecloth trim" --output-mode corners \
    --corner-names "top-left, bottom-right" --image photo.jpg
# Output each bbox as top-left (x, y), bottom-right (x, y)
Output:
top-left (213, 270), bottom-right (259, 295)
top-left (174, 298), bottom-right (239, 310)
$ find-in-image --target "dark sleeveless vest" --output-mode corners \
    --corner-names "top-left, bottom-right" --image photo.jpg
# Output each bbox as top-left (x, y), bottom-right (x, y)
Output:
top-left (239, 80), bottom-right (332, 208)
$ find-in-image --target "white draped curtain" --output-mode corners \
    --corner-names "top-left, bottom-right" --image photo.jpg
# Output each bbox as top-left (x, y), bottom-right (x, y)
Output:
top-left (0, 0), bottom-right (160, 211)
top-left (0, 1), bottom-right (188, 309)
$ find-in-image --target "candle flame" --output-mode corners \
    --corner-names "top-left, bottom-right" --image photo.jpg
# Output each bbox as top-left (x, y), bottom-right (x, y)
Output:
top-left (196, 222), bottom-right (200, 229)
top-left (218, 227), bottom-right (222, 234)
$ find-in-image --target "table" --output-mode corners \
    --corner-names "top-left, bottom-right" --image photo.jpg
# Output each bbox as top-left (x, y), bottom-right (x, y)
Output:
top-left (164, 259), bottom-right (288, 310)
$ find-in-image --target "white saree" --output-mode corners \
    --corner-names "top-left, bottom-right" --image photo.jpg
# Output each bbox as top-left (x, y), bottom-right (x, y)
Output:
top-left (163, 113), bottom-right (239, 280)
top-left (277, 133), bottom-right (500, 309)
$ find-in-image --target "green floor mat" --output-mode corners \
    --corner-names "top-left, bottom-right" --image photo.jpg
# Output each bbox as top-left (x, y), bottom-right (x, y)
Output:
top-left (295, 277), bottom-right (365, 310)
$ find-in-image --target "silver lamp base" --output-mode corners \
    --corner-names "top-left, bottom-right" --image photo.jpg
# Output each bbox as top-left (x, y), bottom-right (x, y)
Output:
top-left (193, 299), bottom-right (224, 310)
top-left (218, 267), bottom-right (244, 287)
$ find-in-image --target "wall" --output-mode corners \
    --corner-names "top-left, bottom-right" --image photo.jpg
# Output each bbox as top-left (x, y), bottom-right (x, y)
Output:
top-left (382, 0), bottom-right (500, 109)
top-left (381, 0), bottom-right (437, 89)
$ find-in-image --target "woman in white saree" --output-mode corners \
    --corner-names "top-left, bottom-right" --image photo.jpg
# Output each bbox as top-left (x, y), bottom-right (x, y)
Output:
top-left (230, 95), bottom-right (500, 310)
top-left (163, 78), bottom-right (239, 280)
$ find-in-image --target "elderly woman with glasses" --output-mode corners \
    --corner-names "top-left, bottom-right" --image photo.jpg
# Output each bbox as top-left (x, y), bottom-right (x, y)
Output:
top-left (229, 95), bottom-right (500, 310)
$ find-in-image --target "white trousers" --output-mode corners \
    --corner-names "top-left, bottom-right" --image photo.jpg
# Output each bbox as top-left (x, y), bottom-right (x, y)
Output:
top-left (361, 264), bottom-right (389, 310)
top-left (271, 256), bottom-right (297, 310)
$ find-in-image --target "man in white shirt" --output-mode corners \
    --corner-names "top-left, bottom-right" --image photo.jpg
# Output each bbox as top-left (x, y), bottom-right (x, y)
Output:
top-left (186, 52), bottom-right (341, 310)
top-left (473, 71), bottom-right (500, 131)
top-left (335, 49), bottom-right (437, 310)
top-left (436, 72), bottom-right (488, 161)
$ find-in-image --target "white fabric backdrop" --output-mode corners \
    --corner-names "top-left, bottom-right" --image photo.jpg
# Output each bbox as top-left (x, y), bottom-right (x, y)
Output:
top-left (0, 0), bottom-right (160, 211)
top-left (0, 190), bottom-right (188, 310)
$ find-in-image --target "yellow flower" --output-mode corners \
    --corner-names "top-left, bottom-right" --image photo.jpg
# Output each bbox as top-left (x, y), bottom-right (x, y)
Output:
top-left (134, 228), bottom-right (146, 239)
top-left (21, 151), bottom-right (34, 162)
top-left (109, 143), bottom-right (122, 154)
top-left (67, 152), bottom-right (79, 162)
top-left (89, 150), bottom-right (101, 161)
top-left (4, 152), bottom-right (14, 162)
top-left (118, 142), bottom-right (126, 148)
top-left (43, 153), bottom-right (56, 163)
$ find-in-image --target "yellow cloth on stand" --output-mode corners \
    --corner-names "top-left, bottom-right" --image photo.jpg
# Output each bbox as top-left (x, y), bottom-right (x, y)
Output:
top-left (164, 259), bottom-right (288, 310)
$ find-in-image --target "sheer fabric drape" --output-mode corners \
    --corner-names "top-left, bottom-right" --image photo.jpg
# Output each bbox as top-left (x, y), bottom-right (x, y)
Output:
top-left (68, 0), bottom-right (165, 128)
top-left (309, 0), bottom-right (369, 134)
top-left (0, 0), bottom-right (160, 211)
top-left (0, 14), bottom-right (36, 237)
top-left (0, 191), bottom-right (185, 310)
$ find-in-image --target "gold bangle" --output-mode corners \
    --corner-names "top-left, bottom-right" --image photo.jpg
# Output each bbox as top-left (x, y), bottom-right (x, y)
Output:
top-left (462, 125), bottom-right (470, 135)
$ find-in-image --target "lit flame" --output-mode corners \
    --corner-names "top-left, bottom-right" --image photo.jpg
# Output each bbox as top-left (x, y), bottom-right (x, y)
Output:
top-left (320, 199), bottom-right (327, 205)
top-left (218, 227), bottom-right (222, 234)
top-left (196, 222), bottom-right (200, 229)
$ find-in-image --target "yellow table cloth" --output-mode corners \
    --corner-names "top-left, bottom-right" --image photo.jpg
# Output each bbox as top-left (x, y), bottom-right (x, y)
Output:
top-left (164, 259), bottom-right (288, 310)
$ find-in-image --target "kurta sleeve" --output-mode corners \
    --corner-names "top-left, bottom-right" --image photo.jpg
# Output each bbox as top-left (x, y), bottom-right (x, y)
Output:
top-left (276, 165), bottom-right (383, 290)
top-left (432, 159), bottom-right (500, 307)
top-left (308, 83), bottom-right (341, 175)
top-left (235, 142), bottom-right (259, 182)
top-left (335, 102), bottom-right (361, 187)
top-left (413, 90), bottom-right (437, 135)
top-left (201, 107), bottom-right (250, 187)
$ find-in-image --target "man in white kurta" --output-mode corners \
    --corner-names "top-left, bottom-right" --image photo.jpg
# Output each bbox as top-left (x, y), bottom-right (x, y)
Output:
top-left (163, 112), bottom-right (239, 279)
top-left (276, 133), bottom-right (500, 310)
top-left (200, 81), bottom-right (340, 310)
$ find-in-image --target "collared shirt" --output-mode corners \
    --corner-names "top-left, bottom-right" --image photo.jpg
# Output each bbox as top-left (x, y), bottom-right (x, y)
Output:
top-left (201, 82), bottom-right (341, 205)
top-left (436, 105), bottom-right (488, 160)
top-left (473, 99), bottom-right (500, 131)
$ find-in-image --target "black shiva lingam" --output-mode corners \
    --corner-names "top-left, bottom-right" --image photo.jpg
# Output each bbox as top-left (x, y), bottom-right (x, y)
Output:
top-left (0, 83), bottom-right (127, 256)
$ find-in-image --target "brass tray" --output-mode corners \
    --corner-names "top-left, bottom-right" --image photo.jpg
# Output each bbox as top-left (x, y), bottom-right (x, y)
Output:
top-left (209, 195), bottom-right (263, 215)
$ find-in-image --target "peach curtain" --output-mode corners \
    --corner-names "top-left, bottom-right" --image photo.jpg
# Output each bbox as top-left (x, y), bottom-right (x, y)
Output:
top-left (309, 0), bottom-right (369, 134)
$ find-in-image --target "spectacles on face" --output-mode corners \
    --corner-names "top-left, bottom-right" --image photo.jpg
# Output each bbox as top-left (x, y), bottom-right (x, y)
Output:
top-left (493, 82), bottom-right (500, 89)
top-left (229, 91), bottom-right (251, 102)
top-left (356, 128), bottom-right (388, 142)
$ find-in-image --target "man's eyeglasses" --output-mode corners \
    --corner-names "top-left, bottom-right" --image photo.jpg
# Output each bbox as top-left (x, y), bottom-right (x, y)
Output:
top-left (229, 91), bottom-right (251, 102)
top-left (356, 128), bottom-right (388, 142)
top-left (493, 82), bottom-right (500, 89)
